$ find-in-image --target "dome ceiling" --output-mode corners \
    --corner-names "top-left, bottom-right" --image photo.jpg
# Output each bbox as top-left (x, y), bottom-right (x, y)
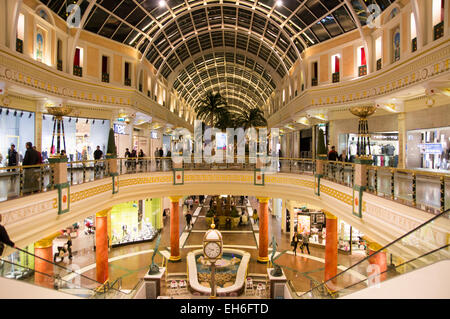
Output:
top-left (40, 0), bottom-right (396, 112)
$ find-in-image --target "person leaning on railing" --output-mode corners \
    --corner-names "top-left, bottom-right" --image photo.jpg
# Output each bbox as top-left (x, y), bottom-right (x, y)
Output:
top-left (22, 142), bottom-right (41, 194)
top-left (0, 214), bottom-right (16, 256)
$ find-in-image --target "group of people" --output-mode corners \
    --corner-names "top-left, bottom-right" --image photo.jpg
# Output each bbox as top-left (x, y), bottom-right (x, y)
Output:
top-left (327, 146), bottom-right (349, 162)
top-left (124, 148), bottom-right (147, 169)
top-left (291, 231), bottom-right (311, 256)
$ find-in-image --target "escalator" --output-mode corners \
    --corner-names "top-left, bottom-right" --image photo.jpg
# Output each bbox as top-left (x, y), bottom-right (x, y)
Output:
top-left (0, 246), bottom-right (132, 299)
top-left (285, 209), bottom-right (450, 299)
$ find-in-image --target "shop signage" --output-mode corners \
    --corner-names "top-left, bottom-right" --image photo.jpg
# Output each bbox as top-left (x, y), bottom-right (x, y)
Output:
top-left (151, 132), bottom-right (158, 139)
top-left (114, 123), bottom-right (126, 135)
top-left (418, 143), bottom-right (443, 154)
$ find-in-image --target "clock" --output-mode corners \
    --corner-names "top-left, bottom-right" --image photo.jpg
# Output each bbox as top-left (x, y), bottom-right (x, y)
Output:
top-left (204, 242), bottom-right (221, 259)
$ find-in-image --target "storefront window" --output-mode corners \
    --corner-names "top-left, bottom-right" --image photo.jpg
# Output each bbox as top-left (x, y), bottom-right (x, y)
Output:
top-left (42, 116), bottom-right (110, 162)
top-left (406, 127), bottom-right (449, 171)
top-left (345, 132), bottom-right (399, 167)
top-left (0, 108), bottom-right (35, 166)
top-left (338, 220), bottom-right (366, 253)
top-left (110, 200), bottom-right (159, 247)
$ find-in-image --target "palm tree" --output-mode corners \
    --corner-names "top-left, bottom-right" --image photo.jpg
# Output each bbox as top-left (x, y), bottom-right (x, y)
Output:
top-left (236, 108), bottom-right (267, 129)
top-left (215, 109), bottom-right (236, 130)
top-left (194, 91), bottom-right (228, 127)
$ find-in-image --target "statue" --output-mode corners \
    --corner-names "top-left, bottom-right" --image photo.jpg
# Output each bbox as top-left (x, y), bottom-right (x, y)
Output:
top-left (270, 235), bottom-right (283, 277)
top-left (148, 234), bottom-right (162, 275)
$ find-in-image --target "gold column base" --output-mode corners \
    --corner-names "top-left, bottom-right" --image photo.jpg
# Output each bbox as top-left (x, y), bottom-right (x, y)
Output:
top-left (257, 256), bottom-right (270, 263)
top-left (257, 197), bottom-right (270, 203)
top-left (169, 255), bottom-right (181, 262)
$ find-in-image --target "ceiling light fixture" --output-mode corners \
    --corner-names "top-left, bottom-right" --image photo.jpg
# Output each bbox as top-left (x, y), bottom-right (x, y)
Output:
top-left (69, 117), bottom-right (72, 123)
top-left (20, 112), bottom-right (24, 117)
top-left (276, 0), bottom-right (283, 7)
top-left (76, 118), bottom-right (79, 123)
top-left (13, 111), bottom-right (17, 117)
top-left (86, 119), bottom-right (89, 124)
top-left (0, 109), bottom-right (2, 115)
top-left (29, 113), bottom-right (32, 118)
top-left (6, 109), bottom-right (9, 115)
top-left (159, 0), bottom-right (166, 7)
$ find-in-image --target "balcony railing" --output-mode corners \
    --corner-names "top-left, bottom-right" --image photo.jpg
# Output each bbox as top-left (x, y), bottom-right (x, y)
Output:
top-left (16, 39), bottom-right (23, 54)
top-left (102, 73), bottom-right (109, 83)
top-left (434, 21), bottom-right (444, 41)
top-left (57, 60), bottom-right (63, 71)
top-left (73, 65), bottom-right (82, 77)
top-left (0, 163), bottom-right (55, 202)
top-left (124, 78), bottom-right (131, 86)
top-left (358, 65), bottom-right (367, 77)
top-left (376, 58), bottom-right (382, 71)
top-left (311, 78), bottom-right (318, 87)
top-left (332, 72), bottom-right (340, 83)
top-left (0, 157), bottom-right (448, 215)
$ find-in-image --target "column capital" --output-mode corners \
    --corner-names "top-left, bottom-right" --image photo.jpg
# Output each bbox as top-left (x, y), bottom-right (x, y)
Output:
top-left (169, 196), bottom-right (183, 202)
top-left (257, 197), bottom-right (270, 203)
top-left (363, 237), bottom-right (384, 251)
top-left (96, 208), bottom-right (112, 217)
top-left (35, 231), bottom-right (63, 248)
top-left (323, 210), bottom-right (337, 219)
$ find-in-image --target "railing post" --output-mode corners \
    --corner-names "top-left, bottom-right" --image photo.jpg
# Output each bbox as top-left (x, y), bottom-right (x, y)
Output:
top-left (390, 169), bottom-right (395, 200)
top-left (70, 163), bottom-right (73, 185)
top-left (440, 176), bottom-right (445, 213)
top-left (412, 173), bottom-right (417, 207)
top-left (374, 169), bottom-right (378, 195)
top-left (40, 165), bottom-right (44, 192)
top-left (82, 162), bottom-right (86, 183)
top-left (19, 166), bottom-right (24, 196)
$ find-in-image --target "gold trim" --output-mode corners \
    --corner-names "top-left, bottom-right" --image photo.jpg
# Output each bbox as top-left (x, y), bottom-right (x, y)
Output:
top-left (169, 255), bottom-right (181, 261)
top-left (35, 232), bottom-right (62, 248)
top-left (169, 196), bottom-right (183, 202)
top-left (257, 197), bottom-right (270, 203)
top-left (323, 211), bottom-right (337, 219)
top-left (96, 208), bottom-right (111, 218)
top-left (257, 256), bottom-right (270, 263)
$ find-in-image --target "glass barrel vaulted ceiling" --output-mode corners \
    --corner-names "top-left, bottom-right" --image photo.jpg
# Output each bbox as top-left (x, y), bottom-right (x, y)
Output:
top-left (39, 0), bottom-right (397, 113)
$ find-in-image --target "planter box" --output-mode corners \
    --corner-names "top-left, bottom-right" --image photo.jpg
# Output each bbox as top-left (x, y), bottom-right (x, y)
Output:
top-left (102, 73), bottom-right (110, 83)
top-left (358, 65), bottom-right (367, 77)
top-left (332, 72), bottom-right (340, 83)
top-left (434, 21), bottom-right (444, 41)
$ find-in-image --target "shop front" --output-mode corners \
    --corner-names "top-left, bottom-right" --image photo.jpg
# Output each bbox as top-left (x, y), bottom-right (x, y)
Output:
top-left (42, 116), bottom-right (110, 162)
top-left (291, 206), bottom-right (366, 255)
top-left (0, 107), bottom-right (35, 166)
top-left (406, 126), bottom-right (449, 171)
top-left (110, 199), bottom-right (162, 247)
top-left (342, 132), bottom-right (399, 167)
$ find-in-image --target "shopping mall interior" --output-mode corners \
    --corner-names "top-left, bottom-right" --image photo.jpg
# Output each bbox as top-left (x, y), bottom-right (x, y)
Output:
top-left (0, 0), bottom-right (449, 300)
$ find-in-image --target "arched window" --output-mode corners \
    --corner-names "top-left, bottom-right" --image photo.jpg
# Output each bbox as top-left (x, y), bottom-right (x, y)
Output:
top-left (388, 7), bottom-right (400, 21)
top-left (38, 9), bottom-right (49, 22)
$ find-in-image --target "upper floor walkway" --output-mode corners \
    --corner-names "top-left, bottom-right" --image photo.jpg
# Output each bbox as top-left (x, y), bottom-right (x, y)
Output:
top-left (0, 157), bottom-right (448, 258)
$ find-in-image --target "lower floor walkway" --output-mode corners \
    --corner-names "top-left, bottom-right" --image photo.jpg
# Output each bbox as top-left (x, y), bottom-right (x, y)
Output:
top-left (52, 196), bottom-right (372, 297)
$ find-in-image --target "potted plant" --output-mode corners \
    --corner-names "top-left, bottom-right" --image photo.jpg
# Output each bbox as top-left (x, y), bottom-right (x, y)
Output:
top-left (316, 128), bottom-right (327, 160)
top-left (205, 208), bottom-right (215, 225)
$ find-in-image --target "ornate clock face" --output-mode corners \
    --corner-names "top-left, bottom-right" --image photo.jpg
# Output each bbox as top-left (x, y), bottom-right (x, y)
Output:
top-left (204, 242), bottom-right (221, 259)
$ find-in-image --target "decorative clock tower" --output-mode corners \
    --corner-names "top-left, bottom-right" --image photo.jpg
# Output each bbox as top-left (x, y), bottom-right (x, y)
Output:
top-left (203, 223), bottom-right (223, 298)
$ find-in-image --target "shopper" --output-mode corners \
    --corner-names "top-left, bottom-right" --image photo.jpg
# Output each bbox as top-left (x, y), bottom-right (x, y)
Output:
top-left (185, 211), bottom-right (192, 230)
top-left (131, 149), bottom-right (137, 170)
top-left (7, 144), bottom-right (19, 171)
top-left (94, 146), bottom-right (103, 160)
top-left (0, 214), bottom-right (15, 256)
top-left (138, 149), bottom-right (145, 170)
top-left (125, 148), bottom-right (131, 170)
top-left (252, 209), bottom-right (259, 225)
top-left (32, 146), bottom-right (43, 164)
top-left (188, 197), bottom-right (194, 211)
top-left (301, 232), bottom-right (311, 255)
top-left (291, 231), bottom-right (300, 256)
top-left (328, 146), bottom-right (338, 161)
top-left (66, 234), bottom-right (73, 260)
top-left (338, 150), bottom-right (348, 162)
top-left (22, 142), bottom-right (40, 194)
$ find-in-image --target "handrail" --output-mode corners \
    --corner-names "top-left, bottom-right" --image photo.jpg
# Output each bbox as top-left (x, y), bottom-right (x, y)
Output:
top-left (299, 208), bottom-right (450, 298)
top-left (0, 163), bottom-right (54, 171)
top-left (334, 243), bottom-right (450, 296)
top-left (11, 247), bottom-right (123, 293)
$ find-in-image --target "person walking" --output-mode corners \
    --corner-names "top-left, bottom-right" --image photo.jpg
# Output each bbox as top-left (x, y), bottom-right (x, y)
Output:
top-left (188, 197), bottom-right (194, 211)
top-left (338, 150), bottom-right (348, 162)
top-left (291, 231), bottom-right (300, 256)
top-left (0, 214), bottom-right (15, 256)
top-left (7, 144), bottom-right (19, 171)
top-left (252, 208), bottom-right (259, 225)
top-left (138, 149), bottom-right (145, 170)
top-left (66, 234), bottom-right (73, 260)
top-left (159, 147), bottom-right (164, 169)
top-left (185, 210), bottom-right (192, 230)
top-left (131, 149), bottom-right (137, 170)
top-left (301, 232), bottom-right (311, 255)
